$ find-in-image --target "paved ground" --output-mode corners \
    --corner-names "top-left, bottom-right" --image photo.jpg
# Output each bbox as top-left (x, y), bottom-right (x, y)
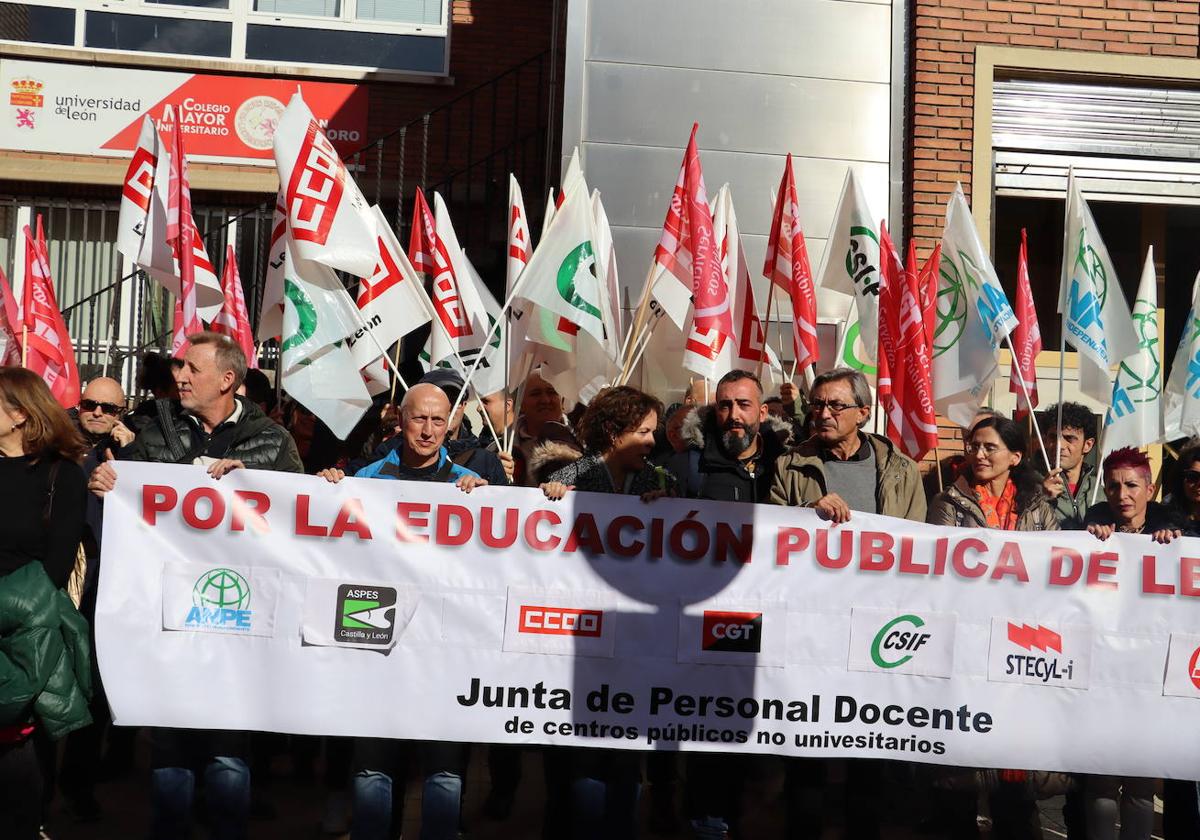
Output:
top-left (43, 732), bottom-right (1160, 840)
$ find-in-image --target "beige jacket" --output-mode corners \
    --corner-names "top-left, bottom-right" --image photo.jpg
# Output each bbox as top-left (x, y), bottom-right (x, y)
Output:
top-left (926, 475), bottom-right (1060, 532)
top-left (768, 433), bottom-right (927, 522)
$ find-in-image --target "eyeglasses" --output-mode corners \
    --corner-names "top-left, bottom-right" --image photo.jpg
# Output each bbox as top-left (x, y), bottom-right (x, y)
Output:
top-left (1183, 470), bottom-right (1200, 485)
top-left (80, 399), bottom-right (123, 416)
top-left (808, 400), bottom-right (863, 415)
top-left (965, 442), bottom-right (1007, 456)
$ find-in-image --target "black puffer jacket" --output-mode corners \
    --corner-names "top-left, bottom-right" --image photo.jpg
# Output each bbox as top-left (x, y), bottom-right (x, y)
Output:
top-left (121, 397), bottom-right (303, 473)
top-left (672, 406), bottom-right (792, 503)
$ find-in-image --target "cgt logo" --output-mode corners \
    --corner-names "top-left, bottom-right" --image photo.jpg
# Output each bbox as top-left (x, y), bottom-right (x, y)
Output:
top-left (871, 614), bottom-right (929, 668)
top-left (518, 606), bottom-right (603, 638)
top-left (702, 611), bottom-right (762, 653)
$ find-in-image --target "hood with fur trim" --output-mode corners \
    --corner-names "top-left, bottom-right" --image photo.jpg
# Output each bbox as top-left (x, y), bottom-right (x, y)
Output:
top-left (526, 439), bottom-right (585, 485)
top-left (680, 404), bottom-right (794, 452)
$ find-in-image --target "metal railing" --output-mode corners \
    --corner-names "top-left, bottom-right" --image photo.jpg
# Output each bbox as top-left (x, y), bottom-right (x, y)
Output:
top-left (38, 48), bottom-right (555, 390)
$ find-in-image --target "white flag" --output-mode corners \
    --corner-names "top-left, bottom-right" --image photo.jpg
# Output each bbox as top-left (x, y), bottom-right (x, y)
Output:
top-left (429, 193), bottom-right (496, 368)
top-left (591, 189), bottom-right (623, 354)
top-left (514, 178), bottom-right (606, 348)
top-left (257, 191), bottom-right (288, 341)
top-left (933, 184), bottom-right (1018, 427)
top-left (1102, 248), bottom-right (1162, 453)
top-left (819, 169), bottom-right (881, 360)
top-left (279, 241), bottom-right (371, 439)
top-left (347, 206), bottom-right (435, 370)
top-left (1164, 270), bottom-right (1200, 440)
top-left (274, 93), bottom-right (377, 279)
top-left (1059, 172), bottom-right (1139, 404)
top-left (117, 116), bottom-right (162, 266)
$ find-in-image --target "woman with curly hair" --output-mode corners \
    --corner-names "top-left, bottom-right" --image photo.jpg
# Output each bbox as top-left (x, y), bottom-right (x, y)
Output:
top-left (537, 386), bottom-right (675, 839)
top-left (540, 385), bottom-right (676, 500)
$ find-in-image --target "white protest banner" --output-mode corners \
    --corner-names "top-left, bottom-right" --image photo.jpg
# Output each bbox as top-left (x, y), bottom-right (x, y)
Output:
top-left (98, 463), bottom-right (1200, 777)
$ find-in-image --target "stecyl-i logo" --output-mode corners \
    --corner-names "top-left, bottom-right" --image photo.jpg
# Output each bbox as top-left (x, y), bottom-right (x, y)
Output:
top-left (186, 568), bottom-right (252, 631)
top-left (335, 584), bottom-right (397, 645)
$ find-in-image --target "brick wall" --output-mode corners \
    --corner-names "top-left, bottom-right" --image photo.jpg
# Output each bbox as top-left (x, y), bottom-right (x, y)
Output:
top-left (910, 0), bottom-right (1200, 250)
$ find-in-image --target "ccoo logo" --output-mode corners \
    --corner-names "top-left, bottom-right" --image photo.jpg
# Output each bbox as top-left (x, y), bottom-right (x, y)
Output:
top-left (518, 605), bottom-right (603, 638)
top-left (701, 611), bottom-right (762, 653)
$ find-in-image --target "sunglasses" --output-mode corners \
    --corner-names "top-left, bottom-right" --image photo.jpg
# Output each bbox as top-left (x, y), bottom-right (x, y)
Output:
top-left (80, 398), bottom-right (124, 417)
top-left (1183, 470), bottom-right (1200, 485)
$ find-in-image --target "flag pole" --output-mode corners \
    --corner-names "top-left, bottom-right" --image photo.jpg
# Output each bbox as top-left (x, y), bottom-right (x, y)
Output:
top-left (757, 282), bottom-right (776, 380)
top-left (933, 441), bottom-right (945, 492)
top-left (1089, 416), bottom-right (1108, 506)
top-left (1056, 168), bottom-right (1073, 472)
top-left (388, 341), bottom-right (405, 403)
top-left (21, 324), bottom-right (27, 367)
top-left (1005, 333), bottom-right (1052, 473)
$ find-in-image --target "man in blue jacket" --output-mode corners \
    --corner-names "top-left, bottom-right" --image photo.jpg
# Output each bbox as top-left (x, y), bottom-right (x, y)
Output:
top-left (317, 382), bottom-right (487, 840)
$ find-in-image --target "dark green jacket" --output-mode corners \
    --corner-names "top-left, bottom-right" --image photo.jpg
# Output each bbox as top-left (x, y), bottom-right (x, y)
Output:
top-left (0, 562), bottom-right (93, 740)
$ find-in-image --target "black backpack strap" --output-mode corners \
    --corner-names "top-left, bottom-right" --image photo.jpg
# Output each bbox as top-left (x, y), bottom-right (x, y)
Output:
top-left (155, 399), bottom-right (190, 463)
top-left (451, 447), bottom-right (478, 468)
top-left (433, 456), bottom-right (458, 482)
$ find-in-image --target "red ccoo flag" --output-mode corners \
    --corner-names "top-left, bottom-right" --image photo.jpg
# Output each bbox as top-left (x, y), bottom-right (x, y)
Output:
top-left (763, 154), bottom-right (819, 373)
top-left (1009, 229), bottom-right (1041, 416)
top-left (211, 245), bottom-right (258, 368)
top-left (409, 188), bottom-right (437, 279)
top-left (919, 242), bottom-right (941, 353)
top-left (0, 268), bottom-right (21, 367)
top-left (22, 219), bottom-right (81, 408)
top-left (166, 127), bottom-right (203, 357)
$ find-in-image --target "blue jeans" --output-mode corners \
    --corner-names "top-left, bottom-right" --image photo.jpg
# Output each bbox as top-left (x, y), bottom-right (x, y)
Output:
top-left (150, 756), bottom-right (249, 840)
top-left (571, 775), bottom-right (641, 840)
top-left (351, 769), bottom-right (464, 840)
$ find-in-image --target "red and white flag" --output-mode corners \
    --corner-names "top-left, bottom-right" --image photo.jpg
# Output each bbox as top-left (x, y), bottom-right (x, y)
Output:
top-left (256, 190), bottom-right (288, 342)
top-left (1009, 229), bottom-right (1041, 415)
top-left (919, 242), bottom-right (941, 352)
top-left (166, 127), bottom-right (204, 357)
top-left (22, 220), bottom-right (80, 408)
top-left (0, 268), bottom-right (21, 367)
top-left (409, 188), bottom-right (437, 280)
top-left (764, 154), bottom-right (819, 373)
top-left (211, 246), bottom-right (257, 367)
top-left (273, 93), bottom-right (377, 279)
top-left (878, 225), bottom-right (937, 460)
top-left (650, 125), bottom-right (733, 339)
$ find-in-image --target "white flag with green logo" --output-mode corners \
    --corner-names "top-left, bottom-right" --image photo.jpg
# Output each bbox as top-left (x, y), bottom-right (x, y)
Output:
top-left (1059, 173), bottom-right (1139, 404)
top-left (819, 168), bottom-right (881, 362)
top-left (1163, 269), bottom-right (1200, 440)
top-left (279, 241), bottom-right (372, 439)
top-left (933, 185), bottom-right (1018, 427)
top-left (1102, 248), bottom-right (1162, 453)
top-left (513, 178), bottom-right (606, 348)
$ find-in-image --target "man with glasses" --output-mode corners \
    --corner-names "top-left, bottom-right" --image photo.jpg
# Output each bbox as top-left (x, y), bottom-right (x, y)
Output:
top-left (75, 377), bottom-right (134, 461)
top-left (768, 368), bottom-right (925, 840)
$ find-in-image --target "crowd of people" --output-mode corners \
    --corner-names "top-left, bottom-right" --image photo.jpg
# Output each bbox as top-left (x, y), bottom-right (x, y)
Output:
top-left (2, 330), bottom-right (1199, 840)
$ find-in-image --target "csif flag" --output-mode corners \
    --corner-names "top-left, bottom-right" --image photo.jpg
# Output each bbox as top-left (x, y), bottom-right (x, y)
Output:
top-left (1164, 269), bottom-right (1200, 440)
top-left (1009, 229), bottom-right (1041, 415)
top-left (820, 168), bottom-right (882, 366)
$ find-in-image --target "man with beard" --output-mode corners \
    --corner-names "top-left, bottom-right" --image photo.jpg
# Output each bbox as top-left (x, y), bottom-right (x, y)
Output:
top-left (677, 370), bottom-right (791, 502)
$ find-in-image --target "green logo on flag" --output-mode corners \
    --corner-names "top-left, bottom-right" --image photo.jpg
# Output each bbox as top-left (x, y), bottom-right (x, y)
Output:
top-left (933, 259), bottom-right (968, 358)
top-left (192, 568), bottom-right (251, 611)
top-left (282, 278), bottom-right (318, 354)
top-left (844, 227), bottom-right (881, 297)
top-left (839, 320), bottom-right (877, 376)
top-left (556, 243), bottom-right (601, 321)
top-left (1073, 230), bottom-right (1110, 308)
top-left (1113, 297), bottom-right (1161, 406)
top-left (334, 584), bottom-right (397, 645)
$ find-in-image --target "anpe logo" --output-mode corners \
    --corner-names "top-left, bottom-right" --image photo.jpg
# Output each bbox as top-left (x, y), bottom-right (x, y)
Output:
top-left (1189, 645), bottom-right (1200, 692)
top-left (335, 584), bottom-right (397, 646)
top-left (701, 611), bottom-right (762, 653)
top-left (870, 614), bottom-right (930, 668)
top-left (185, 568), bottom-right (252, 631)
top-left (518, 606), bottom-right (603, 637)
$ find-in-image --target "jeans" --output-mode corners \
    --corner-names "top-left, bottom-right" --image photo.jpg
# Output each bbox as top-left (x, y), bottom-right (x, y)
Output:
top-left (1083, 776), bottom-right (1156, 840)
top-left (150, 756), bottom-right (250, 840)
top-left (350, 739), bottom-right (468, 840)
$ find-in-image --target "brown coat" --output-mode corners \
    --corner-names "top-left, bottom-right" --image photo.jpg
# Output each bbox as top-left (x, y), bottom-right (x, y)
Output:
top-left (926, 475), bottom-right (1060, 532)
top-left (767, 433), bottom-right (927, 522)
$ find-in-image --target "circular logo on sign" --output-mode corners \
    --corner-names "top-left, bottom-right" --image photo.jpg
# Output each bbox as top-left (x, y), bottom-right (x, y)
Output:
top-left (235, 96), bottom-right (286, 150)
top-left (193, 568), bottom-right (250, 610)
top-left (1189, 644), bottom-right (1200, 691)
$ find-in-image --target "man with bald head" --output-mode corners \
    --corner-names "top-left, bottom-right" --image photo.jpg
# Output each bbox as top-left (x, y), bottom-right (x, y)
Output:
top-left (75, 377), bottom-right (134, 455)
top-left (315, 382), bottom-right (486, 840)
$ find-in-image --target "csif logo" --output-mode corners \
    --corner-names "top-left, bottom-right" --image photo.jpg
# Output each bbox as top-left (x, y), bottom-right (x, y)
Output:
top-left (185, 568), bottom-right (252, 631)
top-left (701, 611), bottom-right (762, 653)
top-left (518, 605), bottom-right (603, 638)
top-left (870, 614), bottom-right (929, 668)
